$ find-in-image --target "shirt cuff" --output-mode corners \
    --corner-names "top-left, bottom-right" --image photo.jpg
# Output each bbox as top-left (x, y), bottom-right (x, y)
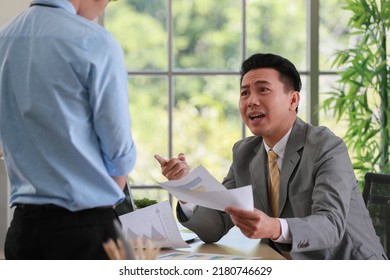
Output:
top-left (104, 142), bottom-right (136, 176)
top-left (273, 218), bottom-right (292, 244)
top-left (179, 201), bottom-right (197, 218)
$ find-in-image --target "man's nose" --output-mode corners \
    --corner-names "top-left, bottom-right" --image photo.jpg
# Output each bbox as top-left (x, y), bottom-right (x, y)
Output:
top-left (247, 92), bottom-right (260, 107)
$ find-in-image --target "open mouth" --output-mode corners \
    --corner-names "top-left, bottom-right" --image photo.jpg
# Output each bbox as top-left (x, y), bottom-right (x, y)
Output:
top-left (249, 113), bottom-right (265, 120)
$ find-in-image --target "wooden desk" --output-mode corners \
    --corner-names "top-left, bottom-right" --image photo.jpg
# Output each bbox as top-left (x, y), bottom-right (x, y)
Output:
top-left (161, 226), bottom-right (286, 260)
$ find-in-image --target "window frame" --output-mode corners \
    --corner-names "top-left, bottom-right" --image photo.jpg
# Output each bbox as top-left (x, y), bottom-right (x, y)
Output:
top-left (101, 0), bottom-right (341, 195)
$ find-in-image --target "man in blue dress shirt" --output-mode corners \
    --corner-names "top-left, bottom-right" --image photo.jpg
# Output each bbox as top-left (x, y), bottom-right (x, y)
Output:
top-left (0, 0), bottom-right (136, 259)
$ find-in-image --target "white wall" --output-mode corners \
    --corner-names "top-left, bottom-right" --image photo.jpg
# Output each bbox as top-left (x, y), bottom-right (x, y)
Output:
top-left (0, 0), bottom-right (30, 257)
top-left (0, 0), bottom-right (30, 26)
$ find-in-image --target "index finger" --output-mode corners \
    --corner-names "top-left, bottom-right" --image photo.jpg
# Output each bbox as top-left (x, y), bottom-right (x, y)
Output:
top-left (154, 154), bottom-right (167, 167)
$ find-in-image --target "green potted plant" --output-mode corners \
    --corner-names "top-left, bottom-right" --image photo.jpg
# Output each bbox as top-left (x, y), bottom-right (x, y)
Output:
top-left (321, 0), bottom-right (390, 185)
top-left (133, 197), bottom-right (158, 209)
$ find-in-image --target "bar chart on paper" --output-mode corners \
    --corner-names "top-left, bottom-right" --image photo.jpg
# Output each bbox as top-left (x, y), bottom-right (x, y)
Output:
top-left (119, 201), bottom-right (189, 249)
top-left (157, 165), bottom-right (254, 211)
top-left (125, 224), bottom-right (166, 241)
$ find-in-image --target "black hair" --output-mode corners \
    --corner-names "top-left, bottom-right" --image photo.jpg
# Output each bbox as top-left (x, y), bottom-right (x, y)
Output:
top-left (239, 53), bottom-right (302, 93)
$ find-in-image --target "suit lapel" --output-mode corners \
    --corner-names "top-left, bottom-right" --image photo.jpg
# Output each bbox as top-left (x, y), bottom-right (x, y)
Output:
top-left (249, 141), bottom-right (270, 214)
top-left (278, 118), bottom-right (305, 215)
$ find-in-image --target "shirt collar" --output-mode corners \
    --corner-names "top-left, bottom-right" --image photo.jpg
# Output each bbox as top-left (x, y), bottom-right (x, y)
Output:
top-left (30, 0), bottom-right (76, 15)
top-left (263, 127), bottom-right (292, 160)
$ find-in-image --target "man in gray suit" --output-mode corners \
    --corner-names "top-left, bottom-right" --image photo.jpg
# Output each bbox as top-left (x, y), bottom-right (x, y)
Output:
top-left (155, 53), bottom-right (387, 260)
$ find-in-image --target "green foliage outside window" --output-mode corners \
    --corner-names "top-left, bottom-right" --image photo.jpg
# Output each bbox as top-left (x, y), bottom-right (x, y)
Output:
top-left (104, 0), bottom-right (353, 199)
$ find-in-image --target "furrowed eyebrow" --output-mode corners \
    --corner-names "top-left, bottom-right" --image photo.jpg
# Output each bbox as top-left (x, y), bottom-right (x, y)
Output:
top-left (241, 80), bottom-right (271, 89)
top-left (253, 80), bottom-right (272, 86)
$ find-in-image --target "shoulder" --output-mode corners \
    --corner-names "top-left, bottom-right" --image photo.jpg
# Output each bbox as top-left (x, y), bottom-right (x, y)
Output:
top-left (304, 122), bottom-right (345, 149)
top-left (232, 135), bottom-right (263, 155)
top-left (64, 19), bottom-right (124, 70)
top-left (287, 118), bottom-right (349, 163)
top-left (293, 121), bottom-right (350, 166)
top-left (292, 118), bottom-right (343, 147)
top-left (72, 18), bottom-right (120, 52)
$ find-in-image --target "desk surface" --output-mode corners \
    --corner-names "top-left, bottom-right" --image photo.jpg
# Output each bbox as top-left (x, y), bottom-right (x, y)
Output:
top-left (161, 226), bottom-right (285, 260)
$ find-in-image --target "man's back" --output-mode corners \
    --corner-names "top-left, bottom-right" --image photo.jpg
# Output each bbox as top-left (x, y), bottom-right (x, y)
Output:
top-left (0, 1), bottom-right (136, 211)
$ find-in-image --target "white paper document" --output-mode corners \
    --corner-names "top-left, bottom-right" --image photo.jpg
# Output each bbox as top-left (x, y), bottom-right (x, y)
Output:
top-left (119, 201), bottom-right (190, 249)
top-left (158, 165), bottom-right (254, 211)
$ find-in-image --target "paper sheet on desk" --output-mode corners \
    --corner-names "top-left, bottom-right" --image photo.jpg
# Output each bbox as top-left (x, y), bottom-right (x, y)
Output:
top-left (158, 165), bottom-right (254, 211)
top-left (119, 201), bottom-right (189, 249)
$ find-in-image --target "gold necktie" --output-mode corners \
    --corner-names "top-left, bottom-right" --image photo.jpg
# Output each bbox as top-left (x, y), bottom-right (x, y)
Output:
top-left (268, 149), bottom-right (280, 217)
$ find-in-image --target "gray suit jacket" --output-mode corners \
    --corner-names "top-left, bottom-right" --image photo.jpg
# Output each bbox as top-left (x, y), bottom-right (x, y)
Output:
top-left (178, 117), bottom-right (387, 259)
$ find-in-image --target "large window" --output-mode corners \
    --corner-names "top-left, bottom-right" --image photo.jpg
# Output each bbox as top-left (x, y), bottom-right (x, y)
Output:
top-left (103, 0), bottom-right (351, 202)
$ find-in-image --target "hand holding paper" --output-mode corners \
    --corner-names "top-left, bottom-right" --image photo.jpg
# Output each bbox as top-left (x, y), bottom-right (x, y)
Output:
top-left (157, 165), bottom-right (254, 212)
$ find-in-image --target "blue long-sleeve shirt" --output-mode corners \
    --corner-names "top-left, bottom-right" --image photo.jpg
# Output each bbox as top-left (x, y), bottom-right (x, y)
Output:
top-left (0, 0), bottom-right (136, 211)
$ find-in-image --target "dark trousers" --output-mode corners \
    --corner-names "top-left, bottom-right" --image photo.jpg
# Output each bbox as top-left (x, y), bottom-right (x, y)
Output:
top-left (4, 204), bottom-right (119, 260)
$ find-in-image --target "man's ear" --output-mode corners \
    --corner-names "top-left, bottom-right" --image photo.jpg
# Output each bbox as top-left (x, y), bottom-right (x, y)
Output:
top-left (289, 91), bottom-right (300, 111)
